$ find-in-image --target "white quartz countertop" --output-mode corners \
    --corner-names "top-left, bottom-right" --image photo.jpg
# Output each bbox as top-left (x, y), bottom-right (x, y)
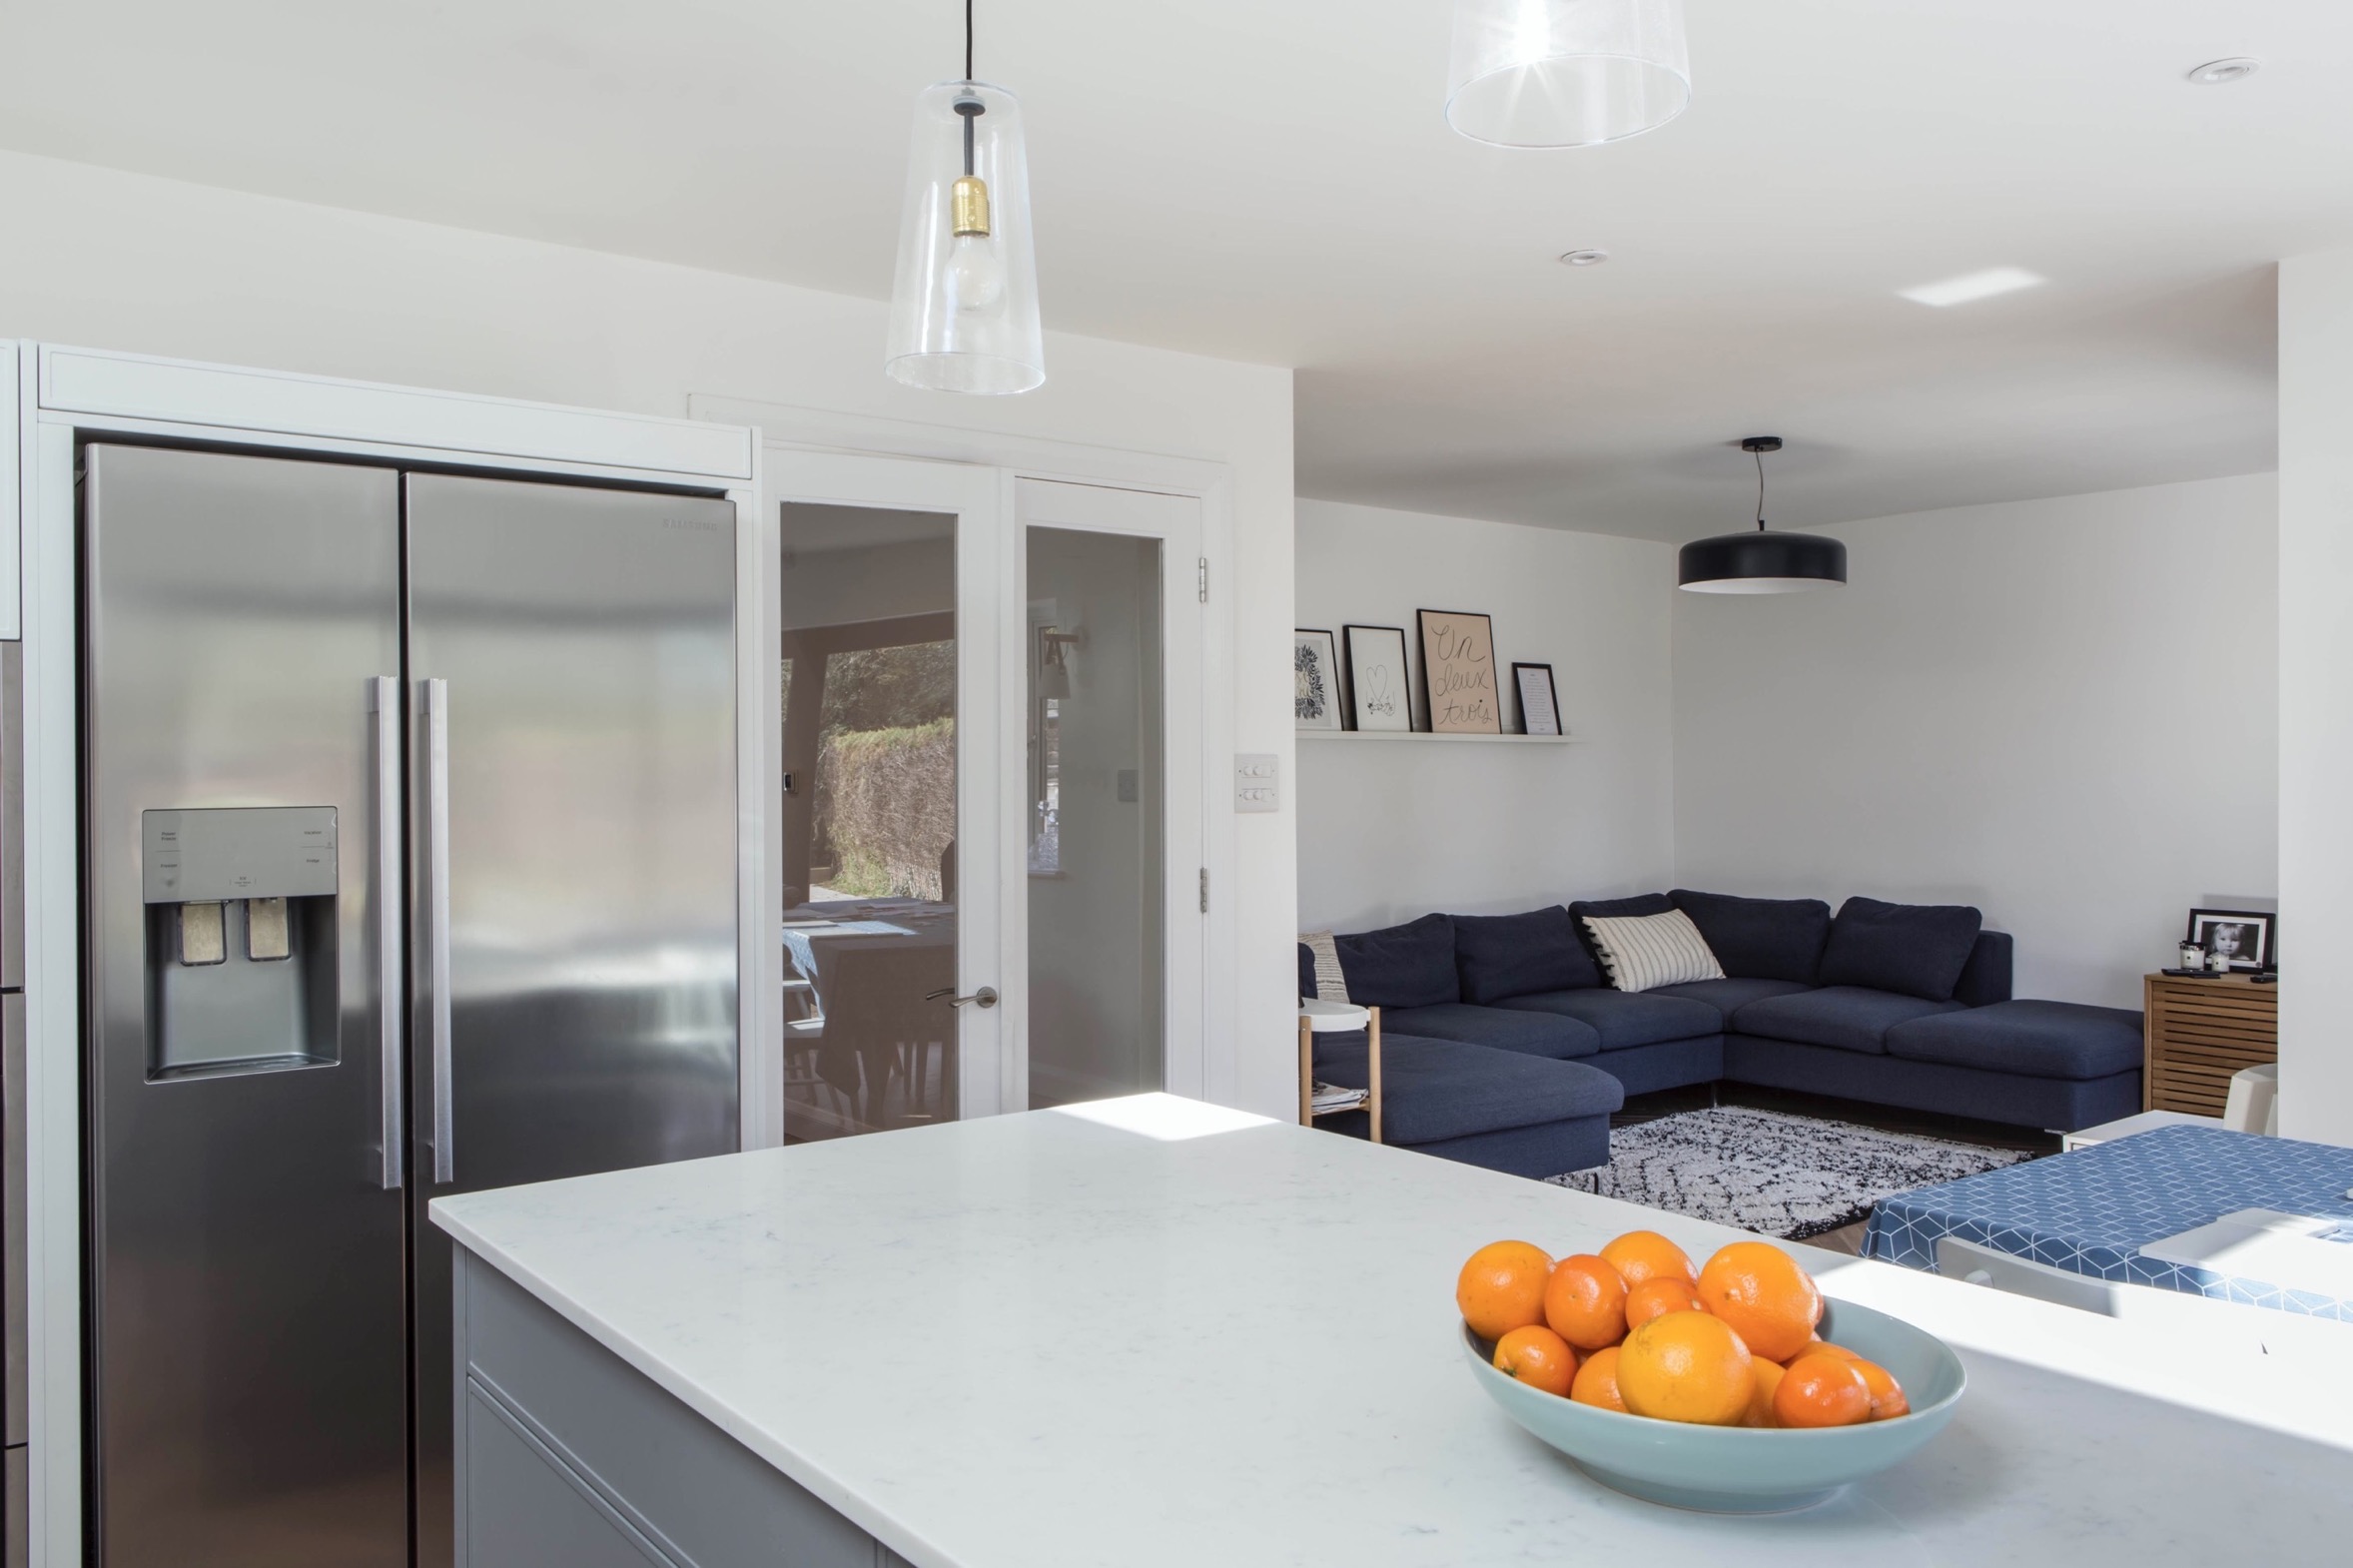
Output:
top-left (430, 1096), bottom-right (2353, 1568)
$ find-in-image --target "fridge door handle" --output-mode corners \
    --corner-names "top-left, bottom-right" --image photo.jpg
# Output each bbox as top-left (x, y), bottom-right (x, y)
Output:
top-left (425, 677), bottom-right (455, 1185)
top-left (373, 676), bottom-right (404, 1191)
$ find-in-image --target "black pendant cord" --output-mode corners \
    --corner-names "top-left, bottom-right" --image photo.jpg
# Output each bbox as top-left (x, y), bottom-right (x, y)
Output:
top-left (1755, 447), bottom-right (1767, 532)
top-left (966, 0), bottom-right (975, 81)
top-left (956, 0), bottom-right (983, 177)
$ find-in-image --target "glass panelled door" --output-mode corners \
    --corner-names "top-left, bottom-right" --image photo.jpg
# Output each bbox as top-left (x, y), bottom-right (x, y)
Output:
top-left (762, 455), bottom-right (1204, 1140)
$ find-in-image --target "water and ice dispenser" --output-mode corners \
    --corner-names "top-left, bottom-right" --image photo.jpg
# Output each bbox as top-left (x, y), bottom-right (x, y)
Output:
top-left (141, 806), bottom-right (341, 1078)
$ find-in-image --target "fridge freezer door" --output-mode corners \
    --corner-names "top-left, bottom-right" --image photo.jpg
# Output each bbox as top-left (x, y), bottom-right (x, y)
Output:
top-left (403, 472), bottom-right (739, 1568)
top-left (83, 444), bottom-right (409, 1567)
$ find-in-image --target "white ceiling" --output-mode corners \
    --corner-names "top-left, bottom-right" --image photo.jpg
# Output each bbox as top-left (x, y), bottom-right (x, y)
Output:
top-left (0, 2), bottom-right (2342, 539)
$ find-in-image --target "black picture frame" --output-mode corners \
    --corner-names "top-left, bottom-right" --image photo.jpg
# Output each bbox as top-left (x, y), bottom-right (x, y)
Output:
top-left (1512, 662), bottom-right (1562, 736)
top-left (1342, 623), bottom-right (1414, 732)
top-left (1415, 608), bottom-right (1502, 735)
top-left (2185, 908), bottom-right (2275, 973)
top-left (1294, 628), bottom-right (1343, 731)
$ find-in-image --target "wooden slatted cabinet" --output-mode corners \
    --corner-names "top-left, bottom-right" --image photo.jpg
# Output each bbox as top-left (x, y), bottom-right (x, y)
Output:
top-left (2143, 973), bottom-right (2277, 1116)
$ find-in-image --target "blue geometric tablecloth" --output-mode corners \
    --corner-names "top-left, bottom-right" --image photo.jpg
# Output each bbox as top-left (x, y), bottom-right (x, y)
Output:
top-left (1864, 1124), bottom-right (2353, 1321)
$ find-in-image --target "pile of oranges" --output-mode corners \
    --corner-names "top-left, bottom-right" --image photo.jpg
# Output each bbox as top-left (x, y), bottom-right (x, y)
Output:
top-left (1457, 1230), bottom-right (1908, 1429)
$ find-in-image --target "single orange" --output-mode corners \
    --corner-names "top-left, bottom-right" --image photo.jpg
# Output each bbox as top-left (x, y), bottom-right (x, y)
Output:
top-left (1849, 1356), bottom-right (1910, 1420)
top-left (1743, 1356), bottom-right (1786, 1427)
top-left (1599, 1229), bottom-right (1698, 1289)
top-left (1617, 1310), bottom-right (1755, 1426)
top-left (1695, 1241), bottom-right (1823, 1363)
top-left (1773, 1352), bottom-right (1872, 1428)
top-left (1624, 1275), bottom-right (1702, 1331)
top-left (1569, 1345), bottom-right (1628, 1413)
top-left (1543, 1254), bottom-right (1630, 1350)
top-left (1457, 1240), bottom-right (1554, 1340)
top-left (1492, 1324), bottom-right (1579, 1397)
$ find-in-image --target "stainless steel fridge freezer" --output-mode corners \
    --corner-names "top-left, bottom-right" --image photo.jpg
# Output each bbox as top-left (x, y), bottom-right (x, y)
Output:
top-left (81, 444), bottom-right (739, 1568)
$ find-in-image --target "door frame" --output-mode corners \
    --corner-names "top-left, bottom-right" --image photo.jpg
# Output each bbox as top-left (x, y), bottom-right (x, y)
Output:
top-left (695, 395), bottom-right (1239, 1143)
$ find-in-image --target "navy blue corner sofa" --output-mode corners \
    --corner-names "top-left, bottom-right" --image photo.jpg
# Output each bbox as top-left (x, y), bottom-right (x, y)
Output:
top-left (1301, 890), bottom-right (2146, 1179)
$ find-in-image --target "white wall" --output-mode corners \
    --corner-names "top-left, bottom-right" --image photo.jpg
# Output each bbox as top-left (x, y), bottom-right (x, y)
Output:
top-left (1293, 498), bottom-right (1677, 933)
top-left (1674, 474), bottom-right (2278, 1012)
top-left (0, 149), bottom-right (1299, 1117)
top-left (2279, 248), bottom-right (2353, 1147)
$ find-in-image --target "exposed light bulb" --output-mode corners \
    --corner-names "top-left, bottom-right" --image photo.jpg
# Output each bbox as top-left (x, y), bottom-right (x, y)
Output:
top-left (946, 231), bottom-right (1006, 312)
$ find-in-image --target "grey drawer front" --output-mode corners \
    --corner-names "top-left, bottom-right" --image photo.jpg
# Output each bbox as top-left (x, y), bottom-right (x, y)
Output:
top-left (467, 1391), bottom-right (674, 1568)
top-left (5, 1445), bottom-right (23, 1568)
top-left (2, 640), bottom-right (19, 992)
top-left (3, 995), bottom-right (21, 1448)
top-left (462, 1255), bottom-right (877, 1568)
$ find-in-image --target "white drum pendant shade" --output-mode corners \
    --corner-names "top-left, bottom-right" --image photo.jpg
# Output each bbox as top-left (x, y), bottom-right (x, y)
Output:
top-left (887, 80), bottom-right (1045, 394)
top-left (1446, 0), bottom-right (1692, 148)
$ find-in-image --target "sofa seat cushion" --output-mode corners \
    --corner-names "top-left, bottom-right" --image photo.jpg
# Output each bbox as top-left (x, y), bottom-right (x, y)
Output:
top-left (1884, 999), bottom-right (2145, 1081)
top-left (1313, 1032), bottom-right (1623, 1144)
top-left (1650, 977), bottom-right (1815, 1028)
top-left (1333, 914), bottom-right (1457, 1010)
top-left (1818, 897), bottom-right (1983, 1002)
top-left (1669, 890), bottom-right (1833, 985)
top-left (1380, 1003), bottom-right (1602, 1061)
top-left (1731, 986), bottom-right (1965, 1056)
top-left (1452, 906), bottom-right (1601, 1003)
top-left (1494, 988), bottom-right (1723, 1052)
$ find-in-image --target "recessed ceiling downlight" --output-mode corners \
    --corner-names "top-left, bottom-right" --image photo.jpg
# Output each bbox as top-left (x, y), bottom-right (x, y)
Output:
top-left (2188, 57), bottom-right (2261, 86)
top-left (1559, 249), bottom-right (1611, 267)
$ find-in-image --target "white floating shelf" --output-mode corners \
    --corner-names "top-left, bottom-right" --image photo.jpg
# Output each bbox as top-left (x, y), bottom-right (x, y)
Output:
top-left (1297, 730), bottom-right (1579, 744)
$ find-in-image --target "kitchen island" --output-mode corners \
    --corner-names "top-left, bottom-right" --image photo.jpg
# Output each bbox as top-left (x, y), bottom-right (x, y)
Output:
top-left (429, 1095), bottom-right (2353, 1568)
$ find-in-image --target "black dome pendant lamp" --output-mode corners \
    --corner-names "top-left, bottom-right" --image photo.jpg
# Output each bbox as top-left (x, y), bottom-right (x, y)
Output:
top-left (1677, 436), bottom-right (1848, 593)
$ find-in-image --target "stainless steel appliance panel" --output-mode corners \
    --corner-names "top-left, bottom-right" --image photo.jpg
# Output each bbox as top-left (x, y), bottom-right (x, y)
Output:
top-left (84, 445), bottom-right (408, 1568)
top-left (404, 473), bottom-right (738, 1568)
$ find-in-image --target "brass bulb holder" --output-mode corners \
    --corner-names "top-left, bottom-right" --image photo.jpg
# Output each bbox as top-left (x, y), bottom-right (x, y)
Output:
top-left (952, 174), bottom-right (993, 239)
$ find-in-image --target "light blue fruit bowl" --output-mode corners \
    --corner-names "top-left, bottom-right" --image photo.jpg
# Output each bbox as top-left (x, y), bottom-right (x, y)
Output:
top-left (1463, 1298), bottom-right (1966, 1513)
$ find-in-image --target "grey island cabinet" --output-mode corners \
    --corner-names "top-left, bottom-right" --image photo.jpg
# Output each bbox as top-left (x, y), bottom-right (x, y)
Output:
top-left (431, 1095), bottom-right (2353, 1568)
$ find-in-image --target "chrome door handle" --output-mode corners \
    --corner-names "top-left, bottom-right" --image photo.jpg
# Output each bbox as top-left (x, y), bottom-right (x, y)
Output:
top-left (372, 676), bottom-right (403, 1191)
top-left (424, 677), bottom-right (454, 1185)
top-left (926, 986), bottom-right (999, 1010)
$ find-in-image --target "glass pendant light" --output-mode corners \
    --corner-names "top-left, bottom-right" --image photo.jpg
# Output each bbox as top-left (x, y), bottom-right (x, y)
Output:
top-left (1446, 0), bottom-right (1693, 148)
top-left (1678, 438), bottom-right (1848, 594)
top-left (886, 1), bottom-right (1045, 393)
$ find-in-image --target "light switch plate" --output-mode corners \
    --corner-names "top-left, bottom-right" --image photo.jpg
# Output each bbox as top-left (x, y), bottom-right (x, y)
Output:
top-left (1234, 754), bottom-right (1278, 813)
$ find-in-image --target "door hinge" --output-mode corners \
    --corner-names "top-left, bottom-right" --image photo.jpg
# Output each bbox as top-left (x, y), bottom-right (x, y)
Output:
top-left (1196, 557), bottom-right (1209, 603)
top-left (1198, 867), bottom-right (1209, 914)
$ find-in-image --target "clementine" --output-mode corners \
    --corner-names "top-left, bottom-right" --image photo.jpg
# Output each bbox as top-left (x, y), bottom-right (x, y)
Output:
top-left (1695, 1241), bottom-right (1823, 1362)
top-left (1543, 1254), bottom-right (1630, 1350)
top-left (1456, 1240), bottom-right (1554, 1340)
top-left (1772, 1351), bottom-right (1872, 1428)
top-left (1849, 1356), bottom-right (1910, 1420)
top-left (1492, 1324), bottom-right (1579, 1397)
top-left (1743, 1356), bottom-right (1786, 1428)
top-left (1599, 1229), bottom-right (1698, 1289)
top-left (1623, 1275), bottom-right (1701, 1331)
top-left (1569, 1345), bottom-right (1628, 1413)
top-left (1616, 1310), bottom-right (1754, 1426)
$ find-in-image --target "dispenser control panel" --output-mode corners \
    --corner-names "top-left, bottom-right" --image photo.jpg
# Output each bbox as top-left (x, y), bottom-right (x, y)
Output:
top-left (142, 807), bottom-right (339, 904)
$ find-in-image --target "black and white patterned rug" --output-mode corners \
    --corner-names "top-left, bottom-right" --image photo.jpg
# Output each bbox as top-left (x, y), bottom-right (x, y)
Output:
top-left (1546, 1107), bottom-right (2033, 1240)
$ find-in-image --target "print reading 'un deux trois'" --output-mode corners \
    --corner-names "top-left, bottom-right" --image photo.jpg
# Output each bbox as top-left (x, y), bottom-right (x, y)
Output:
top-left (1422, 612), bottom-right (1496, 732)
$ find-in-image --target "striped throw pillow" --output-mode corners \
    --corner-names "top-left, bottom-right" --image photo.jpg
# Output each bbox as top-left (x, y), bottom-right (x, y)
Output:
top-left (1300, 930), bottom-right (1351, 1004)
top-left (1579, 910), bottom-right (1725, 993)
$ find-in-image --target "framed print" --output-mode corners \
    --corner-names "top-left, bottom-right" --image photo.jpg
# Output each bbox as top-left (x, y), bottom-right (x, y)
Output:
top-left (2185, 908), bottom-right (2274, 973)
top-left (1513, 662), bottom-right (1562, 736)
top-left (1343, 624), bottom-right (1413, 732)
top-left (1416, 608), bottom-right (1501, 734)
top-left (1294, 628), bottom-right (1343, 730)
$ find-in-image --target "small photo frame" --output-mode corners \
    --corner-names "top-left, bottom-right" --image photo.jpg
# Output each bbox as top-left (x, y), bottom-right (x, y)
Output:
top-left (2185, 909), bottom-right (2274, 973)
top-left (1416, 608), bottom-right (1501, 735)
top-left (1295, 628), bottom-right (1343, 731)
top-left (1343, 624), bottom-right (1413, 732)
top-left (1513, 663), bottom-right (1562, 736)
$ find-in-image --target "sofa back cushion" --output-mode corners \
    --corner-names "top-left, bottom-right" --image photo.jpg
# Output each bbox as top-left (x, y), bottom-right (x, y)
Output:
top-left (1333, 914), bottom-right (1459, 1010)
top-left (1452, 906), bottom-right (1600, 1004)
top-left (1669, 890), bottom-right (1832, 985)
top-left (1817, 897), bottom-right (1984, 1002)
top-left (1298, 942), bottom-right (1318, 1001)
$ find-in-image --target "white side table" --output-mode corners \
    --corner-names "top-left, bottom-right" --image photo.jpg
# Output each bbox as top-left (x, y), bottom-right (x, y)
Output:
top-left (2061, 1108), bottom-right (2221, 1152)
top-left (1298, 999), bottom-right (1382, 1144)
